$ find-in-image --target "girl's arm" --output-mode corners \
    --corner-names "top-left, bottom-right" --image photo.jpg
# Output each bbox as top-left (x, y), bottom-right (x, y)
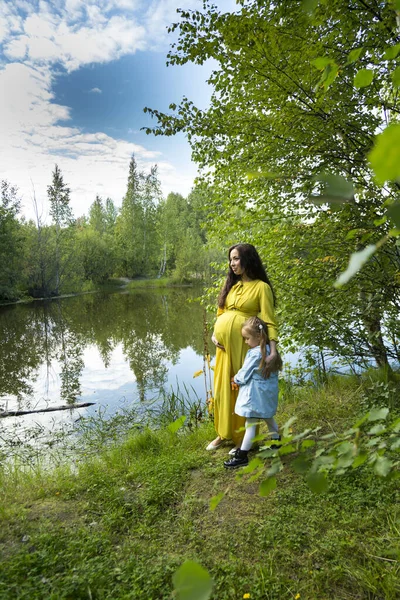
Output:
top-left (233, 352), bottom-right (260, 386)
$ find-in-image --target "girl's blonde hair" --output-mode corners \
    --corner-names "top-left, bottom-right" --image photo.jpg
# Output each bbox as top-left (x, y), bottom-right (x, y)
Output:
top-left (241, 316), bottom-right (283, 379)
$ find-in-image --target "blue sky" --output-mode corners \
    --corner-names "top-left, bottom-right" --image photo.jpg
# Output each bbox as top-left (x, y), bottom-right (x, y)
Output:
top-left (0, 0), bottom-right (234, 221)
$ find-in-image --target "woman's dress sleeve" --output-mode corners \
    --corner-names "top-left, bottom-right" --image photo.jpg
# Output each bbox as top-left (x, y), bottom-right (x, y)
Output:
top-left (258, 283), bottom-right (278, 341)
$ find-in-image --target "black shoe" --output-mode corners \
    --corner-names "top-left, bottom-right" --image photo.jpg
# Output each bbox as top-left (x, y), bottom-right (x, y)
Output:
top-left (224, 449), bottom-right (248, 469)
top-left (269, 436), bottom-right (281, 450)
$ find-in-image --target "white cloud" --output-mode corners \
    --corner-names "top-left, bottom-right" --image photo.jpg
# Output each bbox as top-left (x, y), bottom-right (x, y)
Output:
top-left (0, 0), bottom-right (206, 221)
top-left (3, 7), bottom-right (147, 71)
top-left (0, 61), bottom-right (174, 221)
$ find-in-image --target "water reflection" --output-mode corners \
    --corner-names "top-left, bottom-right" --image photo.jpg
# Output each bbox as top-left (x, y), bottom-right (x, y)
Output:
top-left (0, 288), bottom-right (212, 413)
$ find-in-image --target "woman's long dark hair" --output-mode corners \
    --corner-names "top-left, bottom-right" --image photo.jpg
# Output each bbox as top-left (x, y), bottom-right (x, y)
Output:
top-left (218, 243), bottom-right (276, 308)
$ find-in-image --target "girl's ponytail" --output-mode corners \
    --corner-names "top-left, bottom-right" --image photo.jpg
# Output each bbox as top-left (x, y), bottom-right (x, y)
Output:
top-left (242, 316), bottom-right (282, 379)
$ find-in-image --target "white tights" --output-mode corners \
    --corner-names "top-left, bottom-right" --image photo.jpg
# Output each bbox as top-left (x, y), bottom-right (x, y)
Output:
top-left (241, 417), bottom-right (279, 452)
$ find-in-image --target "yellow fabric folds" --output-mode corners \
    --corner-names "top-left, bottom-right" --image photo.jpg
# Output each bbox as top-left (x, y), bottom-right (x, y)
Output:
top-left (212, 280), bottom-right (278, 444)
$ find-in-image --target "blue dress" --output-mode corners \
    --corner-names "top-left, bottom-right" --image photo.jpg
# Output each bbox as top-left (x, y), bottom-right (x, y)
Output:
top-left (233, 346), bottom-right (278, 418)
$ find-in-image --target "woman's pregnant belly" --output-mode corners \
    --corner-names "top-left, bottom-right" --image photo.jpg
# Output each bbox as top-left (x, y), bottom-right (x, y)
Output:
top-left (214, 311), bottom-right (247, 349)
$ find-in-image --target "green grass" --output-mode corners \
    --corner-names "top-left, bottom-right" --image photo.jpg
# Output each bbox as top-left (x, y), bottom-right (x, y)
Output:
top-left (0, 377), bottom-right (399, 600)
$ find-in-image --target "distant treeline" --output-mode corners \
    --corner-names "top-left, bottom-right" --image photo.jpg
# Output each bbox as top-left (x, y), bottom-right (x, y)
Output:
top-left (0, 156), bottom-right (218, 303)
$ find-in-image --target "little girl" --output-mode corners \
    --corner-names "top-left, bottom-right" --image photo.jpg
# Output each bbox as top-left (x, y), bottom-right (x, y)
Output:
top-left (224, 316), bottom-right (282, 469)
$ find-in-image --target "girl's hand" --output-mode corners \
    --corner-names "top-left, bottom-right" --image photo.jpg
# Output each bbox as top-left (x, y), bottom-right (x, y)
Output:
top-left (212, 333), bottom-right (225, 351)
top-left (230, 377), bottom-right (239, 391)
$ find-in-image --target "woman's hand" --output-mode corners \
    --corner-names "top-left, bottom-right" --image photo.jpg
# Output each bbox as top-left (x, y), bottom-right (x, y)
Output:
top-left (212, 333), bottom-right (225, 351)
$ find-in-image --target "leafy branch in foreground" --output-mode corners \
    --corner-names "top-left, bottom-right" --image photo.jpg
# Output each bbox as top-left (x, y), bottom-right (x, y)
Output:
top-left (233, 408), bottom-right (400, 497)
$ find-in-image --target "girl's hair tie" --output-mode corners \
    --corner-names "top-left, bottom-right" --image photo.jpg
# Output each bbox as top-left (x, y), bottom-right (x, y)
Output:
top-left (258, 323), bottom-right (263, 330)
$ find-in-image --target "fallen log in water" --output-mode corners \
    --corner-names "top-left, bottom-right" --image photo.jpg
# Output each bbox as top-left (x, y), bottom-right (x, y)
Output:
top-left (0, 402), bottom-right (95, 418)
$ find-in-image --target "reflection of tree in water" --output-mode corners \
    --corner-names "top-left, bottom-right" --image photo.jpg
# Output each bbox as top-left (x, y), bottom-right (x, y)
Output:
top-left (63, 288), bottom-right (209, 400)
top-left (0, 305), bottom-right (42, 404)
top-left (123, 333), bottom-right (170, 403)
top-left (0, 286), bottom-right (215, 409)
top-left (50, 302), bottom-right (85, 404)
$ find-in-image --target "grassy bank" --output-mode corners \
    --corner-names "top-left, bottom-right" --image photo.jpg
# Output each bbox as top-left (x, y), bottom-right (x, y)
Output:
top-left (0, 376), bottom-right (399, 600)
top-left (126, 277), bottom-right (201, 290)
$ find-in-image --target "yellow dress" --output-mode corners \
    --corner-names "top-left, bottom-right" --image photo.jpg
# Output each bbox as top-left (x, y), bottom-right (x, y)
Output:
top-left (212, 279), bottom-right (278, 445)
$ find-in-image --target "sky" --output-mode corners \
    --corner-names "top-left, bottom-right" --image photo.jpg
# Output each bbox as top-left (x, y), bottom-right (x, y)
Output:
top-left (0, 0), bottom-right (235, 222)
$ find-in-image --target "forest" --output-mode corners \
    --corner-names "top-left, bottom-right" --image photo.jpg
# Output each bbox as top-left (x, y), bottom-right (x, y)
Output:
top-left (0, 157), bottom-right (215, 304)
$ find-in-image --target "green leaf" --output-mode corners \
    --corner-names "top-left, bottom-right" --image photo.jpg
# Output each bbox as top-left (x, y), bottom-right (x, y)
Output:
top-left (384, 43), bottom-right (400, 60)
top-left (335, 454), bottom-right (354, 469)
top-left (259, 476), bottom-right (277, 496)
top-left (374, 456), bottom-right (392, 477)
top-left (246, 170), bottom-right (280, 180)
top-left (346, 48), bottom-right (363, 64)
top-left (209, 492), bottom-right (224, 511)
top-left (292, 455), bottom-right (311, 474)
top-left (320, 63), bottom-right (339, 90)
top-left (335, 441), bottom-right (353, 455)
top-left (369, 123), bottom-right (400, 184)
top-left (368, 424), bottom-right (386, 435)
top-left (241, 457), bottom-right (264, 474)
top-left (282, 416), bottom-right (297, 437)
top-left (334, 245), bottom-right (376, 287)
top-left (172, 561), bottom-right (213, 600)
top-left (368, 407), bottom-right (389, 421)
top-left (346, 228), bottom-right (364, 240)
top-left (278, 443), bottom-right (297, 456)
top-left (392, 66), bottom-right (400, 88)
top-left (301, 0), bottom-right (319, 13)
top-left (387, 202), bottom-right (400, 229)
top-left (167, 415), bottom-right (186, 433)
top-left (267, 459), bottom-right (282, 477)
top-left (373, 216), bottom-right (387, 226)
top-left (352, 451), bottom-right (368, 468)
top-left (354, 68), bottom-right (374, 88)
top-left (392, 418), bottom-right (400, 433)
top-left (301, 439), bottom-right (316, 450)
top-left (353, 414), bottom-right (369, 428)
top-left (312, 57), bottom-right (334, 70)
top-left (313, 173), bottom-right (354, 199)
top-left (390, 438), bottom-right (400, 450)
top-left (306, 471), bottom-right (329, 494)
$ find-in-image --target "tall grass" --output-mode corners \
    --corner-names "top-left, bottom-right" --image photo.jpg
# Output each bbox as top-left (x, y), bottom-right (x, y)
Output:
top-left (0, 370), bottom-right (399, 599)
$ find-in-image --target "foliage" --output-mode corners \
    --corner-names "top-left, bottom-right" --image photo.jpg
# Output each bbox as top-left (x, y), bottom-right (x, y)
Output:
top-left (0, 161), bottom-right (211, 303)
top-left (144, 0), bottom-right (400, 369)
top-left (115, 156), bottom-right (161, 277)
top-left (0, 181), bottom-right (23, 302)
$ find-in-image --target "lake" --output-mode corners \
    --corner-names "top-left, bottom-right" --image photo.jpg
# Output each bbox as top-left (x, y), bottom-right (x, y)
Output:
top-left (0, 287), bottom-right (214, 442)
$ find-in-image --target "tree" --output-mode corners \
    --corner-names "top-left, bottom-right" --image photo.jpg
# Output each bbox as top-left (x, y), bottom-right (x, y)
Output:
top-left (0, 181), bottom-right (23, 302)
top-left (115, 155), bottom-right (145, 277)
top-left (145, 0), bottom-right (400, 367)
top-left (104, 197), bottom-right (118, 234)
top-left (89, 195), bottom-right (107, 234)
top-left (47, 165), bottom-right (74, 295)
top-left (116, 156), bottom-right (163, 278)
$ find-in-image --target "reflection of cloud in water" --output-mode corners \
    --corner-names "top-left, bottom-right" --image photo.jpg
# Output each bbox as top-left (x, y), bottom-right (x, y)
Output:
top-left (80, 344), bottom-right (136, 392)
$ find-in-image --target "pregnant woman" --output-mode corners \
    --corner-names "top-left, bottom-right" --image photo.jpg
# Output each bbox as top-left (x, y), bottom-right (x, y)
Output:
top-left (207, 243), bottom-right (278, 450)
